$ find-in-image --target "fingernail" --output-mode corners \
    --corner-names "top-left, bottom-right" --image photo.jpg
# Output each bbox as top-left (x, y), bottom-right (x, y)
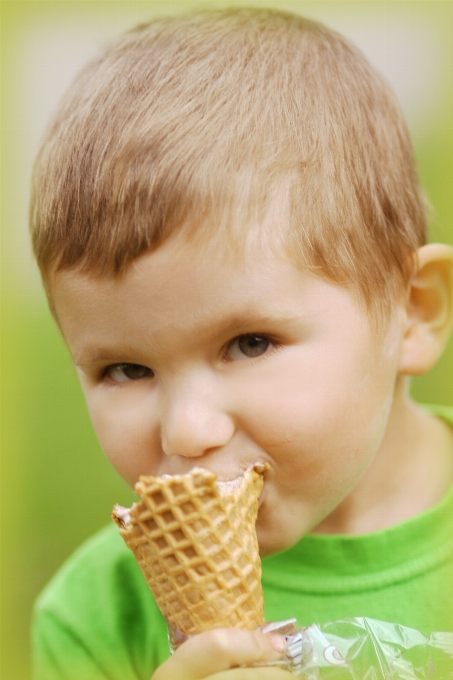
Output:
top-left (270, 634), bottom-right (286, 653)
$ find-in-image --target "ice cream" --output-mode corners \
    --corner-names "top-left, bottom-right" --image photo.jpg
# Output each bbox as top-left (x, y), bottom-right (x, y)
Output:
top-left (112, 463), bottom-right (268, 640)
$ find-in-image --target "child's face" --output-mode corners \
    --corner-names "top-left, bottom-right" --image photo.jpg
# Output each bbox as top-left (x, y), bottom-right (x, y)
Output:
top-left (52, 230), bottom-right (405, 555)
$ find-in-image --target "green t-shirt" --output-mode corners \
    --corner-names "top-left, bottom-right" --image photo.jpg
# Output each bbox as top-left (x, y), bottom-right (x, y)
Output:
top-left (32, 407), bottom-right (453, 680)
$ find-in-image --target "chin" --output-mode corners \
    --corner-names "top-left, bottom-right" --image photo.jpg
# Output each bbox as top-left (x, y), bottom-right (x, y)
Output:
top-left (257, 523), bottom-right (302, 558)
top-left (256, 500), bottom-right (312, 557)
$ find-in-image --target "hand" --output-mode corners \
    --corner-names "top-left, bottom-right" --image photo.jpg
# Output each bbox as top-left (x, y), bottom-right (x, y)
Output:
top-left (151, 627), bottom-right (292, 679)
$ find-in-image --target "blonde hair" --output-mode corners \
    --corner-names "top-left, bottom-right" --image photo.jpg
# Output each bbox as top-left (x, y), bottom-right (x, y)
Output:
top-left (30, 7), bottom-right (427, 319)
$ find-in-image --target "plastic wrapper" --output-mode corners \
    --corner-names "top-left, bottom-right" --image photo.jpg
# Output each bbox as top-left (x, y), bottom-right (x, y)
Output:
top-left (258, 618), bottom-right (453, 678)
top-left (168, 617), bottom-right (453, 678)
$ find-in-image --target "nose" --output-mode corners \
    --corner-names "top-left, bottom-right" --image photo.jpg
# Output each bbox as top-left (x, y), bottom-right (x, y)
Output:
top-left (160, 375), bottom-right (235, 459)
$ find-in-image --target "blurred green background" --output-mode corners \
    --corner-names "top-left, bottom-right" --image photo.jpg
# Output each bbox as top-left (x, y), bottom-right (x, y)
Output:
top-left (1, 1), bottom-right (453, 678)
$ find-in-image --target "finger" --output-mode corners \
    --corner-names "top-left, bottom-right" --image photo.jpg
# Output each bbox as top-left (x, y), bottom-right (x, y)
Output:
top-left (151, 628), bottom-right (287, 680)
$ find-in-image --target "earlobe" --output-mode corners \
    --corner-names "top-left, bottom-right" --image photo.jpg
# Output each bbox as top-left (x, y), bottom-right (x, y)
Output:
top-left (398, 243), bottom-right (453, 376)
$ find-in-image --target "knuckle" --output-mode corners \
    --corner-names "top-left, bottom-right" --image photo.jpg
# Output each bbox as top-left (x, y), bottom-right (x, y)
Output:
top-left (250, 630), bottom-right (268, 656)
top-left (209, 627), bottom-right (235, 655)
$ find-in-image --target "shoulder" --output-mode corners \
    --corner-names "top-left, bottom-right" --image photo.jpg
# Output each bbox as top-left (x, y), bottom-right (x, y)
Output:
top-left (33, 525), bottom-right (170, 679)
top-left (34, 523), bottom-right (162, 641)
top-left (35, 523), bottom-right (140, 614)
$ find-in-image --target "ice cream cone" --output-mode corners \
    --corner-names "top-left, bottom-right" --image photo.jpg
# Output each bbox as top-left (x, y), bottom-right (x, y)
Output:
top-left (112, 463), bottom-right (267, 638)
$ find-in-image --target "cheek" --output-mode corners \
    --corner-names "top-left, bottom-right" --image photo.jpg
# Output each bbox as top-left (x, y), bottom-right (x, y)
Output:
top-left (83, 389), bottom-right (157, 485)
top-left (240, 345), bottom-right (394, 477)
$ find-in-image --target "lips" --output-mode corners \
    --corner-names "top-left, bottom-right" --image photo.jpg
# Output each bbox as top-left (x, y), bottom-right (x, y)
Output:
top-left (217, 462), bottom-right (269, 510)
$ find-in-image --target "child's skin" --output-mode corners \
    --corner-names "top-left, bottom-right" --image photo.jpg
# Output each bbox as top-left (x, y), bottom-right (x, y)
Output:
top-left (49, 213), bottom-right (453, 678)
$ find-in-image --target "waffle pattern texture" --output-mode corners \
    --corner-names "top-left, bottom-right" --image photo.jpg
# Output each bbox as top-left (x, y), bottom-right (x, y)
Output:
top-left (113, 465), bottom-right (266, 636)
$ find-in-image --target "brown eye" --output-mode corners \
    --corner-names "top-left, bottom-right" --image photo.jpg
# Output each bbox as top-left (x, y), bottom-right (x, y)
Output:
top-left (106, 363), bottom-right (153, 382)
top-left (227, 335), bottom-right (271, 360)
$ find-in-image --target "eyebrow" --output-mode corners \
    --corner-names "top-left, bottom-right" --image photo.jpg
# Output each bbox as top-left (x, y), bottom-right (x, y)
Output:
top-left (73, 329), bottom-right (169, 367)
top-left (74, 346), bottom-right (142, 367)
top-left (211, 311), bottom-right (302, 336)
top-left (74, 310), bottom-right (304, 367)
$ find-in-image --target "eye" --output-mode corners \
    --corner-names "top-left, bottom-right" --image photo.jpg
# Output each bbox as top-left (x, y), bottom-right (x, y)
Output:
top-left (104, 363), bottom-right (153, 383)
top-left (226, 334), bottom-right (271, 360)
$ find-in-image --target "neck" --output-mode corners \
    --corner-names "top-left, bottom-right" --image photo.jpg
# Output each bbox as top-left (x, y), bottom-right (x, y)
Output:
top-left (312, 379), bottom-right (453, 535)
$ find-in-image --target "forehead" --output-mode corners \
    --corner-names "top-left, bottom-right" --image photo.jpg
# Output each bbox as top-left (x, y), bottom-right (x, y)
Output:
top-left (50, 204), bottom-right (292, 315)
top-left (50, 230), bottom-right (379, 365)
top-left (52, 230), bottom-right (306, 326)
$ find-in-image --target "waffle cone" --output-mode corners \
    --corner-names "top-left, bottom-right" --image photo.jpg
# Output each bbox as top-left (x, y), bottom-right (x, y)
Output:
top-left (112, 464), bottom-right (267, 637)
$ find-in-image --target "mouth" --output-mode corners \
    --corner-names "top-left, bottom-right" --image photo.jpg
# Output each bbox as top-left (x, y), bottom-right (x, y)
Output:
top-left (217, 462), bottom-right (269, 507)
top-left (160, 461), bottom-right (269, 507)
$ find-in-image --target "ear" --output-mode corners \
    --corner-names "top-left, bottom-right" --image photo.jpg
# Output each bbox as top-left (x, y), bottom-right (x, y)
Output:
top-left (398, 243), bottom-right (453, 376)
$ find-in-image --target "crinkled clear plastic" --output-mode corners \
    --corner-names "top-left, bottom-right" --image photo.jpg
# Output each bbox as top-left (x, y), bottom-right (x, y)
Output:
top-left (168, 618), bottom-right (453, 678)
top-left (258, 618), bottom-right (453, 678)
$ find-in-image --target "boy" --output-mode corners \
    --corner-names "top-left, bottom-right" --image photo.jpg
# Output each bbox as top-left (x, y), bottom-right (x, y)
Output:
top-left (30, 7), bottom-right (453, 680)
